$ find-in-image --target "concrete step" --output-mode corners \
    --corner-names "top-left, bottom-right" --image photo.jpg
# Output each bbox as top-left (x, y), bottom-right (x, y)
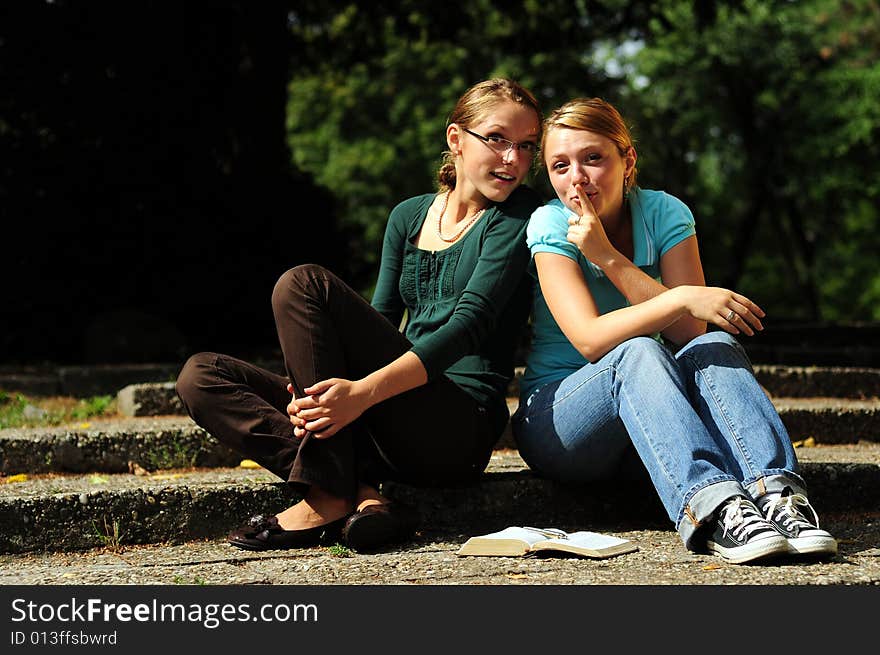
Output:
top-left (3, 361), bottom-right (879, 402)
top-left (0, 363), bottom-right (182, 398)
top-left (768, 397), bottom-right (880, 445)
top-left (111, 365), bottom-right (880, 418)
top-left (505, 365), bottom-right (880, 401)
top-left (2, 511), bottom-right (878, 585)
top-left (2, 392), bottom-right (878, 476)
top-left (1, 444), bottom-right (877, 554)
top-left (742, 321), bottom-right (880, 367)
top-left (495, 396), bottom-right (879, 449)
top-left (0, 417), bottom-right (237, 475)
top-left (752, 365), bottom-right (880, 399)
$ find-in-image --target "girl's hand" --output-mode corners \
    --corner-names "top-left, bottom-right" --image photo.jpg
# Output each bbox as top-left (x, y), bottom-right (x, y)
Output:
top-left (678, 286), bottom-right (765, 335)
top-left (286, 383), bottom-right (306, 438)
top-left (566, 184), bottom-right (617, 266)
top-left (291, 378), bottom-right (371, 439)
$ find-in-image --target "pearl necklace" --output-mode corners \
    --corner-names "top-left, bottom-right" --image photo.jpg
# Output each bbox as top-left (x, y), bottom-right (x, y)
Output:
top-left (435, 190), bottom-right (486, 243)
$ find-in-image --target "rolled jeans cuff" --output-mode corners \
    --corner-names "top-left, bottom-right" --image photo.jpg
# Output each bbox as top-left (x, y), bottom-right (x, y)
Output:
top-left (676, 471), bottom-right (807, 550)
top-left (677, 478), bottom-right (745, 550)
top-left (744, 470), bottom-right (808, 502)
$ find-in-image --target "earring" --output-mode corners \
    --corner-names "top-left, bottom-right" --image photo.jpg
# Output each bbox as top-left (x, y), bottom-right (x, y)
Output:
top-left (623, 176), bottom-right (629, 198)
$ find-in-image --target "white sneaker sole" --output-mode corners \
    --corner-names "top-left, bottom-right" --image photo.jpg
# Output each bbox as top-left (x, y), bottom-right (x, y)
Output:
top-left (787, 535), bottom-right (838, 556)
top-left (707, 534), bottom-right (790, 564)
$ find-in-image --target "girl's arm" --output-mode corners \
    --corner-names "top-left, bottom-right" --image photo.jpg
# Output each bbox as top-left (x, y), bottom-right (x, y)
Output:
top-left (535, 252), bottom-right (764, 363)
top-left (291, 187), bottom-right (540, 438)
top-left (591, 236), bottom-right (708, 345)
top-left (289, 199), bottom-right (427, 438)
top-left (289, 351), bottom-right (427, 438)
top-left (566, 185), bottom-right (706, 345)
top-left (369, 197), bottom-right (411, 328)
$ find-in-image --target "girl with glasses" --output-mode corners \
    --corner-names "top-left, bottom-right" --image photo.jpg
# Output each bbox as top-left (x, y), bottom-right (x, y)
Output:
top-left (176, 79), bottom-right (542, 553)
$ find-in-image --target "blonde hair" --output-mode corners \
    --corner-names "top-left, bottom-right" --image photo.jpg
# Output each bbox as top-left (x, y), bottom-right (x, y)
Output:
top-left (437, 78), bottom-right (541, 191)
top-left (542, 97), bottom-right (638, 193)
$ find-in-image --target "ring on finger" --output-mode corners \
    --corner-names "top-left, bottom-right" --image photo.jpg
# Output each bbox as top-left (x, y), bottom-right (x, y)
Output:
top-left (726, 310), bottom-right (736, 322)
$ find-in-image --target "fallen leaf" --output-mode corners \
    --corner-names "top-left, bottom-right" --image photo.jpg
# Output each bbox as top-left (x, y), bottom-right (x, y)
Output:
top-left (239, 459), bottom-right (261, 469)
top-left (89, 475), bottom-right (108, 484)
top-left (150, 473), bottom-right (183, 481)
top-left (79, 422), bottom-right (91, 429)
top-left (506, 573), bottom-right (530, 579)
top-left (702, 563), bottom-right (722, 571)
top-left (4, 474), bottom-right (28, 484)
top-left (792, 436), bottom-right (816, 448)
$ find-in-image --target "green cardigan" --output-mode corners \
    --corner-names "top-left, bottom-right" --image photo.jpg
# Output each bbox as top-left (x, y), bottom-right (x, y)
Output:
top-left (371, 185), bottom-right (541, 437)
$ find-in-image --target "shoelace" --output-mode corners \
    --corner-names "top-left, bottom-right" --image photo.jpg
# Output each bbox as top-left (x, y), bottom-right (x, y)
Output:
top-left (720, 497), bottom-right (770, 540)
top-left (763, 492), bottom-right (820, 531)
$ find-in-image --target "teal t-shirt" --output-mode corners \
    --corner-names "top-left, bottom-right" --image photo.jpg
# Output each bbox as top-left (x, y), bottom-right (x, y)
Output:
top-left (520, 187), bottom-right (696, 399)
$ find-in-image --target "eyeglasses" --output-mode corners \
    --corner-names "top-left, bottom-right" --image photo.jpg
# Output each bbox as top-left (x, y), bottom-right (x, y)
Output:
top-left (462, 128), bottom-right (537, 157)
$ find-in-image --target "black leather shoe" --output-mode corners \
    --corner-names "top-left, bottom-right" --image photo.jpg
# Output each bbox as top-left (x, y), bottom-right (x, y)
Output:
top-left (228, 514), bottom-right (348, 551)
top-left (342, 502), bottom-right (420, 553)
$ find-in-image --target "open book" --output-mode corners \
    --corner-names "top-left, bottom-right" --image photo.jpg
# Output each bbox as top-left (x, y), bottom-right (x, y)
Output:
top-left (456, 526), bottom-right (637, 559)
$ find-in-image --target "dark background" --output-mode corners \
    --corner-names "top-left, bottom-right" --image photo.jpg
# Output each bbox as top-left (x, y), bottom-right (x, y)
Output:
top-left (1, 2), bottom-right (344, 365)
top-left (2, 1), bottom-right (878, 369)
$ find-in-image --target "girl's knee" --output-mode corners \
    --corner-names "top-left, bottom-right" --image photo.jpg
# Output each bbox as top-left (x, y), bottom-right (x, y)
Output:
top-left (615, 336), bottom-right (669, 363)
top-left (272, 264), bottom-right (329, 308)
top-left (175, 352), bottom-right (216, 404)
top-left (678, 331), bottom-right (750, 367)
top-left (690, 331), bottom-right (740, 349)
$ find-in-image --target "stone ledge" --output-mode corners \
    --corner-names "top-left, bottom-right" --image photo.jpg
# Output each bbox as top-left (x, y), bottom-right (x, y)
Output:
top-left (1, 446), bottom-right (877, 553)
top-left (117, 382), bottom-right (183, 417)
top-left (0, 418), bottom-right (237, 475)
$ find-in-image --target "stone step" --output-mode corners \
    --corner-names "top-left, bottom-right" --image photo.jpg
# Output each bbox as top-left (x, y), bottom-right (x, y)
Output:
top-left (504, 365), bottom-right (880, 401)
top-left (0, 363), bottom-right (182, 398)
top-left (752, 365), bottom-right (880, 400)
top-left (495, 396), bottom-right (879, 449)
top-left (1, 444), bottom-right (877, 554)
top-left (2, 393), bottom-right (878, 476)
top-left (4, 519), bottom-right (880, 585)
top-left (3, 360), bottom-right (879, 402)
top-left (767, 398), bottom-right (880, 445)
top-left (742, 321), bottom-right (880, 367)
top-left (112, 365), bottom-right (880, 418)
top-left (0, 417), bottom-right (238, 475)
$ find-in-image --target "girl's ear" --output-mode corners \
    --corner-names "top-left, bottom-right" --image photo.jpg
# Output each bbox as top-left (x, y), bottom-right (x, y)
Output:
top-left (624, 146), bottom-right (638, 178)
top-left (447, 123), bottom-right (462, 155)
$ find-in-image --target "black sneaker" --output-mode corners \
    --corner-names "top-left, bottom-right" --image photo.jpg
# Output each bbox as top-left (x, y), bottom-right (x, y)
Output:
top-left (757, 487), bottom-right (838, 557)
top-left (705, 496), bottom-right (790, 564)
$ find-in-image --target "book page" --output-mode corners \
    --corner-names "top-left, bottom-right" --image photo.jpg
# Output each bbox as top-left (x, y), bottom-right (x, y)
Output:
top-left (531, 531), bottom-right (636, 558)
top-left (468, 527), bottom-right (548, 547)
top-left (457, 527), bottom-right (637, 558)
top-left (456, 527), bottom-right (551, 556)
top-left (565, 531), bottom-right (632, 551)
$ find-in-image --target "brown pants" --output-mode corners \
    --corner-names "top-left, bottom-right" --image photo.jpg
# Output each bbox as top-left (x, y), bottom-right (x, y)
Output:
top-left (176, 264), bottom-right (495, 500)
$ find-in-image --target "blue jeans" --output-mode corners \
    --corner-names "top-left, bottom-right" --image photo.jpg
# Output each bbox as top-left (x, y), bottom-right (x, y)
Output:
top-left (511, 332), bottom-right (806, 549)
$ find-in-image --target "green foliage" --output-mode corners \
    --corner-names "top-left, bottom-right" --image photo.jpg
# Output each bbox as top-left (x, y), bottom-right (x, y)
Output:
top-left (285, 0), bottom-right (640, 292)
top-left (285, 0), bottom-right (880, 319)
top-left (0, 392), bottom-right (117, 429)
top-left (143, 441), bottom-right (198, 471)
top-left (92, 516), bottom-right (125, 553)
top-left (623, 0), bottom-right (880, 319)
top-left (70, 395), bottom-right (115, 421)
top-left (326, 543), bottom-right (353, 557)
